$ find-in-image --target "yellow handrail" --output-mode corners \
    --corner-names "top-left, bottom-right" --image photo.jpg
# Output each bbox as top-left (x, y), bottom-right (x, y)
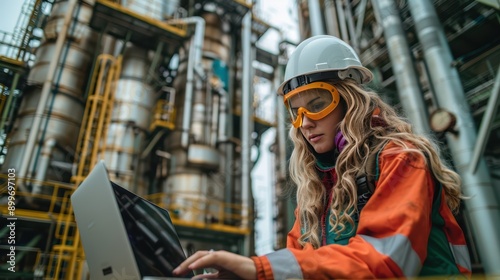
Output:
top-left (72, 54), bottom-right (122, 185)
top-left (145, 192), bottom-right (251, 235)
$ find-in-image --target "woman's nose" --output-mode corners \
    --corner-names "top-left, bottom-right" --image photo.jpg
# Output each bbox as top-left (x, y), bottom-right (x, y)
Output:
top-left (301, 114), bottom-right (314, 128)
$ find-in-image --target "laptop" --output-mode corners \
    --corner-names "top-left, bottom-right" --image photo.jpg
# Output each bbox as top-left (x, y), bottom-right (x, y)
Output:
top-left (71, 161), bottom-right (194, 279)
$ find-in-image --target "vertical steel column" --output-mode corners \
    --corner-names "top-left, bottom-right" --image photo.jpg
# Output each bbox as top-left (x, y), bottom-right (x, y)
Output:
top-left (335, 0), bottom-right (349, 42)
top-left (241, 8), bottom-right (253, 256)
top-left (408, 0), bottom-right (500, 274)
top-left (308, 0), bottom-right (325, 35)
top-left (324, 0), bottom-right (340, 37)
top-left (180, 17), bottom-right (205, 148)
top-left (372, 0), bottom-right (431, 135)
top-left (470, 65), bottom-right (500, 173)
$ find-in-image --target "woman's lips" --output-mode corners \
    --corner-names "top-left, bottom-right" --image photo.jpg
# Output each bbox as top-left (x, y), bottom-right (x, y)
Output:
top-left (309, 134), bottom-right (323, 143)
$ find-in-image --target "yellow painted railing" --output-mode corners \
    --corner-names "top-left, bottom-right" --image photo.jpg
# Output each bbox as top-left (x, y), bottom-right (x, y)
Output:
top-left (150, 99), bottom-right (176, 130)
top-left (146, 192), bottom-right (251, 235)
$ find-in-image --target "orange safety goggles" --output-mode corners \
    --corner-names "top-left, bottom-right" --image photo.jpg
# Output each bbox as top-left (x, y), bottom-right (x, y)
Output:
top-left (283, 82), bottom-right (340, 128)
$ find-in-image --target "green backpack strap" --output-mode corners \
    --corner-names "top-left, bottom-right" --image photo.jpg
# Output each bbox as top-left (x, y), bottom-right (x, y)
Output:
top-left (356, 139), bottom-right (389, 196)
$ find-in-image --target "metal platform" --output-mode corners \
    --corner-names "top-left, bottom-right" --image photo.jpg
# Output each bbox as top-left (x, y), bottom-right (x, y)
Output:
top-left (0, 56), bottom-right (26, 89)
top-left (190, 0), bottom-right (251, 25)
top-left (89, 0), bottom-right (188, 56)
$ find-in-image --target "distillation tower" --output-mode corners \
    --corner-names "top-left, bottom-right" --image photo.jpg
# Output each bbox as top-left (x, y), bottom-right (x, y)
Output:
top-left (0, 0), bottom-right (277, 278)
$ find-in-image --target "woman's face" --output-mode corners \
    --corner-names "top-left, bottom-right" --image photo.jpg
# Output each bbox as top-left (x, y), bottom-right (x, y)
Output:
top-left (291, 98), bottom-right (345, 154)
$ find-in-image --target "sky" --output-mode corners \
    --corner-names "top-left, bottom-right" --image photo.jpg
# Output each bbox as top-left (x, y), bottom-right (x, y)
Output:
top-left (0, 1), bottom-right (22, 33)
top-left (0, 0), bottom-right (299, 256)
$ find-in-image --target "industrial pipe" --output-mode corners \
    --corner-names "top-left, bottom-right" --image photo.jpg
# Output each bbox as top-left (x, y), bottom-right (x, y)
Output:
top-left (408, 0), bottom-right (500, 274)
top-left (372, 0), bottom-right (431, 135)
top-left (308, 0), bottom-right (325, 35)
top-left (470, 65), bottom-right (500, 174)
top-left (32, 138), bottom-right (57, 195)
top-left (241, 8), bottom-right (253, 256)
top-left (176, 16), bottom-right (206, 149)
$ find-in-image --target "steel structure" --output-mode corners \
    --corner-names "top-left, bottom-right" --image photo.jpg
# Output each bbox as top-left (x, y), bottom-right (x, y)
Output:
top-left (0, 0), bottom-right (276, 278)
top-left (272, 0), bottom-right (500, 276)
top-left (1, 0), bottom-right (499, 278)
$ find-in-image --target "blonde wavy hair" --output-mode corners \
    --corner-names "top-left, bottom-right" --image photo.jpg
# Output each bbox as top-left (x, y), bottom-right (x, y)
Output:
top-left (288, 79), bottom-right (464, 248)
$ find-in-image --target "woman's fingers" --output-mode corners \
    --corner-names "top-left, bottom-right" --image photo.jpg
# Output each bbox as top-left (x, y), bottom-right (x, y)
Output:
top-left (173, 250), bottom-right (256, 280)
top-left (173, 250), bottom-right (212, 276)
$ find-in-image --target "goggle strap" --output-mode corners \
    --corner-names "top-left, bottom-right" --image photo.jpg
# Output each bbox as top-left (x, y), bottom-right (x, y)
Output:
top-left (283, 72), bottom-right (341, 95)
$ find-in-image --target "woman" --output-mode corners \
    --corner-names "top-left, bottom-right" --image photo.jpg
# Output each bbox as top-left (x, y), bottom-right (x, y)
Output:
top-left (173, 35), bottom-right (471, 279)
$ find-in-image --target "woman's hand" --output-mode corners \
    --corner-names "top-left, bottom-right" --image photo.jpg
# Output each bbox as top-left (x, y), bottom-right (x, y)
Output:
top-left (173, 250), bottom-right (257, 280)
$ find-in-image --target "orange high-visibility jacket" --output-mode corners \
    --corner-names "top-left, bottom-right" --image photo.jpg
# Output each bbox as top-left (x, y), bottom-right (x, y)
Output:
top-left (252, 142), bottom-right (471, 279)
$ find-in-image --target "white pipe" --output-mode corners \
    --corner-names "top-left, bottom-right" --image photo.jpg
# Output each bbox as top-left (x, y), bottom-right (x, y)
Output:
top-left (372, 0), bottom-right (430, 135)
top-left (470, 65), bottom-right (500, 173)
top-left (18, 0), bottom-right (78, 183)
top-left (210, 91), bottom-right (219, 147)
top-left (177, 16), bottom-right (205, 148)
top-left (217, 87), bottom-right (228, 142)
top-left (408, 0), bottom-right (500, 274)
top-left (324, 0), bottom-right (340, 37)
top-left (344, 0), bottom-right (358, 51)
top-left (335, 0), bottom-right (349, 42)
top-left (241, 9), bottom-right (253, 256)
top-left (308, 0), bottom-right (325, 35)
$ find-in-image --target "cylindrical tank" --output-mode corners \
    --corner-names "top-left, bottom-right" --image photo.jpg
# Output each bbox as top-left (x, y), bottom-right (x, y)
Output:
top-left (103, 46), bottom-right (155, 194)
top-left (163, 12), bottom-right (232, 224)
top-left (1, 0), bottom-right (96, 184)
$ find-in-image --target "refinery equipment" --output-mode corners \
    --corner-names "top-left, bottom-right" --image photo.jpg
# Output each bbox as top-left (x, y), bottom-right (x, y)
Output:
top-left (0, 0), bottom-right (499, 279)
top-left (1, 0), bottom-right (275, 278)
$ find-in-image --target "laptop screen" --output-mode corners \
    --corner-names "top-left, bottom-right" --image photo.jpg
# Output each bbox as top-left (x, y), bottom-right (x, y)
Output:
top-left (110, 181), bottom-right (194, 277)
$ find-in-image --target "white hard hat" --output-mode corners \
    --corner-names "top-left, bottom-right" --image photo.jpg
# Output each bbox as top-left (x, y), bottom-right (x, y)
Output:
top-left (278, 35), bottom-right (373, 95)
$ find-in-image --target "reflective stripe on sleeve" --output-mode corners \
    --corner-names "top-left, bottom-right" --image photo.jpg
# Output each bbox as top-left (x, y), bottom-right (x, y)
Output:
top-left (359, 234), bottom-right (422, 277)
top-left (266, 249), bottom-right (303, 280)
top-left (449, 243), bottom-right (471, 271)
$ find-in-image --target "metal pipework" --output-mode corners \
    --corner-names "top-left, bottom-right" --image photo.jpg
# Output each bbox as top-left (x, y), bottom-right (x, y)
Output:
top-left (240, 6), bottom-right (255, 256)
top-left (178, 16), bottom-right (206, 149)
top-left (470, 65), bottom-right (500, 174)
top-left (32, 138), bottom-right (57, 194)
top-left (408, 0), bottom-right (500, 274)
top-left (372, 0), bottom-right (431, 135)
top-left (308, 0), bottom-right (325, 35)
top-left (324, 0), bottom-right (340, 37)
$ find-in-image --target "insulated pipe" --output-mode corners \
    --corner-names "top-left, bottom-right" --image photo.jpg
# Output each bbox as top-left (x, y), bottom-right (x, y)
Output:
top-left (408, 1), bottom-right (500, 274)
top-left (178, 16), bottom-right (205, 148)
top-left (470, 65), bottom-right (500, 174)
top-left (17, 0), bottom-right (78, 182)
top-left (324, 0), bottom-right (340, 37)
top-left (210, 90), bottom-right (219, 147)
top-left (372, 0), bottom-right (431, 135)
top-left (217, 87), bottom-right (228, 143)
top-left (224, 35), bottom-right (237, 224)
top-left (335, 0), bottom-right (349, 42)
top-left (344, 0), bottom-right (358, 51)
top-left (308, 0), bottom-right (325, 35)
top-left (241, 9), bottom-right (253, 256)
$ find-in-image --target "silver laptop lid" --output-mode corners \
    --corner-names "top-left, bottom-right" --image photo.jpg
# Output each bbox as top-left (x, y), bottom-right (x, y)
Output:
top-left (71, 161), bottom-right (192, 279)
